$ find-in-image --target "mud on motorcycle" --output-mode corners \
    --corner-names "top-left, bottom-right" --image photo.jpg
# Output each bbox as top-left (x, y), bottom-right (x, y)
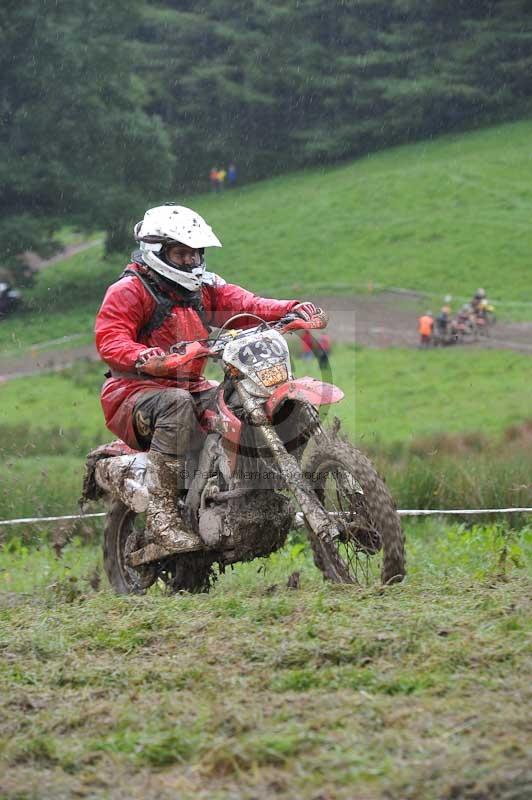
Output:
top-left (82, 310), bottom-right (405, 593)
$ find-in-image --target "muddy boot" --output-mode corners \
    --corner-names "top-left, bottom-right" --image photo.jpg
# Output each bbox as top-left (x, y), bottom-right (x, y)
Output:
top-left (142, 451), bottom-right (203, 556)
top-left (94, 454), bottom-right (149, 513)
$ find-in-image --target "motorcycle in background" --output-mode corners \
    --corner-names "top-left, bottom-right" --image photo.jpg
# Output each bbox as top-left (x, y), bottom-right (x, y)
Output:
top-left (0, 282), bottom-right (22, 318)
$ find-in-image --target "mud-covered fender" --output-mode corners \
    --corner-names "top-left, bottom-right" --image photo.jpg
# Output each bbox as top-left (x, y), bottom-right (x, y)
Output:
top-left (264, 378), bottom-right (343, 419)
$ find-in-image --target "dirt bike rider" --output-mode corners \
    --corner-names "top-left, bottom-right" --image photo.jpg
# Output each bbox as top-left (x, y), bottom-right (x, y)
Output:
top-left (471, 288), bottom-right (486, 316)
top-left (95, 204), bottom-right (319, 556)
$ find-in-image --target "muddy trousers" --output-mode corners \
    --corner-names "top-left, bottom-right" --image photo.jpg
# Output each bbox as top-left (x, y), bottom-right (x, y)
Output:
top-left (130, 387), bottom-right (216, 553)
top-left (132, 387), bottom-right (216, 458)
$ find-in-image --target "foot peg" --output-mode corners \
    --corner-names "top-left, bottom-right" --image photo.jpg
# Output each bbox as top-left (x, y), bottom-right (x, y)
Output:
top-left (127, 536), bottom-right (203, 568)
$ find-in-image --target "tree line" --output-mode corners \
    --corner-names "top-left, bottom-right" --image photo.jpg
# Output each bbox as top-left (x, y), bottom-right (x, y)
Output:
top-left (2, 0), bottom-right (532, 281)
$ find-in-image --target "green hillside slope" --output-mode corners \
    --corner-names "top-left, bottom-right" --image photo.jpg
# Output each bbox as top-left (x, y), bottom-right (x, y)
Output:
top-left (2, 119), bottom-right (532, 352)
top-left (200, 120), bottom-right (532, 301)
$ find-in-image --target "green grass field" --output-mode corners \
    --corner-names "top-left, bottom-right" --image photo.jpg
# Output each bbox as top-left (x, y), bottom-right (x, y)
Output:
top-left (1, 346), bottom-right (531, 455)
top-left (1, 346), bottom-right (531, 528)
top-left (1, 525), bottom-right (531, 799)
top-left (2, 118), bottom-right (532, 353)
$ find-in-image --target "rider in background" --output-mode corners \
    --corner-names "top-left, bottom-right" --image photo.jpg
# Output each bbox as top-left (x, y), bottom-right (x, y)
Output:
top-left (471, 288), bottom-right (486, 315)
top-left (453, 303), bottom-right (475, 337)
top-left (95, 204), bottom-right (319, 554)
top-left (300, 330), bottom-right (314, 360)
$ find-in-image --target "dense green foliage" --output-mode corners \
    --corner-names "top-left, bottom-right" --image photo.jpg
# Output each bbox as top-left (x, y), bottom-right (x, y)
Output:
top-left (0, 0), bottom-right (173, 277)
top-left (2, 0), bottom-right (532, 277)
top-left (145, 0), bottom-right (532, 188)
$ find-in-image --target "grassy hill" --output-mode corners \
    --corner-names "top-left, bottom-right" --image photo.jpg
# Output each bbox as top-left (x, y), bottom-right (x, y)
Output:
top-left (2, 118), bottom-right (532, 353)
top-left (201, 119), bottom-right (532, 304)
top-left (1, 347), bottom-right (531, 455)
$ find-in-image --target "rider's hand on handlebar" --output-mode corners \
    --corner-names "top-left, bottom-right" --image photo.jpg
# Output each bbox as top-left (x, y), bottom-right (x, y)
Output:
top-left (292, 302), bottom-right (321, 321)
top-left (279, 305), bottom-right (329, 332)
top-left (135, 347), bottom-right (165, 368)
top-left (136, 342), bottom-right (211, 377)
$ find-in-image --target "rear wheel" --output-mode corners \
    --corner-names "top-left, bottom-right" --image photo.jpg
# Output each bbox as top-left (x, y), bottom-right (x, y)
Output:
top-left (103, 501), bottom-right (214, 595)
top-left (302, 438), bottom-right (405, 585)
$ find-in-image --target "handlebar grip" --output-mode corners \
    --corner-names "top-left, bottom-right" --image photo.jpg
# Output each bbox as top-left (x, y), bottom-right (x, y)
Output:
top-left (281, 309), bottom-right (328, 332)
top-left (139, 342), bottom-right (211, 376)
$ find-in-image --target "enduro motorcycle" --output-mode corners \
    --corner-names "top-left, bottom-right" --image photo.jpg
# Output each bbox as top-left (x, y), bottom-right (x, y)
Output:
top-left (476, 302), bottom-right (496, 336)
top-left (84, 311), bottom-right (405, 593)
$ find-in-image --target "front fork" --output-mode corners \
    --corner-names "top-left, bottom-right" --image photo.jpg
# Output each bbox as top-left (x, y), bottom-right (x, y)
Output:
top-left (234, 383), bottom-right (341, 546)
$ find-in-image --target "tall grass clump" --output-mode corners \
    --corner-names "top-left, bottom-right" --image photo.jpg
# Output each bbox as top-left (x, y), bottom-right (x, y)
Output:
top-left (386, 452), bottom-right (531, 522)
top-left (375, 424), bottom-right (532, 526)
top-left (0, 456), bottom-right (85, 521)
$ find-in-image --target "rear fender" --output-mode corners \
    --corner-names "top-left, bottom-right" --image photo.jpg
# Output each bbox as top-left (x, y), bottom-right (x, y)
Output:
top-left (264, 378), bottom-right (343, 419)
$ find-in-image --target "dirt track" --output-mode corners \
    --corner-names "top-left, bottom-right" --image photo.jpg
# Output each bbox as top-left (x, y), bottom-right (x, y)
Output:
top-left (313, 293), bottom-right (532, 352)
top-left (1, 292), bottom-right (531, 381)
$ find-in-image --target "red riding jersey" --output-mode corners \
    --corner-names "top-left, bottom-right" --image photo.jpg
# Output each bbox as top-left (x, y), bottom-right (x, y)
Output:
top-left (95, 262), bottom-right (299, 445)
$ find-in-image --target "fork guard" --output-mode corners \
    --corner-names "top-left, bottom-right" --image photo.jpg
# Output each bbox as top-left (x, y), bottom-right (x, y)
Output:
top-left (264, 378), bottom-right (343, 419)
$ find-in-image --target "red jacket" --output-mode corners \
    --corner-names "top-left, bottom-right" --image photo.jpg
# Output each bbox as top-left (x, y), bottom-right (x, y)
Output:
top-left (95, 262), bottom-right (299, 446)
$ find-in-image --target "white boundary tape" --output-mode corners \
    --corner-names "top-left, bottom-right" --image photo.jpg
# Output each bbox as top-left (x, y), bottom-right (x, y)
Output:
top-left (0, 508), bottom-right (531, 528)
top-left (0, 513), bottom-right (106, 526)
top-left (396, 508), bottom-right (532, 517)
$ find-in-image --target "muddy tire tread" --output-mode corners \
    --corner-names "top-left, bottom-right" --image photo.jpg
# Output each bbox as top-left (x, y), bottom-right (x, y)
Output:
top-left (303, 438), bottom-right (405, 584)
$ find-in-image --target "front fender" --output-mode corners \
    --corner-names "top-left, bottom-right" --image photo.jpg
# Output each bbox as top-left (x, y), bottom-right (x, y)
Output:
top-left (264, 377), bottom-right (343, 419)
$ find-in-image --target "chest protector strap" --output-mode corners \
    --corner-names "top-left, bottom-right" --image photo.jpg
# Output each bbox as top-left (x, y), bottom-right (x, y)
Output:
top-left (121, 268), bottom-right (211, 339)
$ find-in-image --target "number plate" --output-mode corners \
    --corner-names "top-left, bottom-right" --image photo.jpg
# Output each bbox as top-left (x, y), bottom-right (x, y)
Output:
top-left (257, 364), bottom-right (288, 386)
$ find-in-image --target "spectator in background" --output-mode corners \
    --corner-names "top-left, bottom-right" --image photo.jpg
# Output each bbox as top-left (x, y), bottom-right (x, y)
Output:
top-left (435, 304), bottom-right (451, 338)
top-left (217, 167), bottom-right (227, 191)
top-left (317, 331), bottom-right (331, 367)
top-left (301, 330), bottom-right (314, 360)
top-left (417, 311), bottom-right (434, 348)
top-left (227, 162), bottom-right (237, 188)
top-left (209, 167), bottom-right (219, 192)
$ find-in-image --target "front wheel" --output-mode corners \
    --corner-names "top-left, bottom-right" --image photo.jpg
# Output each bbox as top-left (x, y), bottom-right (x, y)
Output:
top-left (302, 438), bottom-right (405, 585)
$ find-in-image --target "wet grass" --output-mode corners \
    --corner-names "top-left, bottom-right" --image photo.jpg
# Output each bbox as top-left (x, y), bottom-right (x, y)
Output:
top-left (1, 523), bottom-right (531, 799)
top-left (297, 344), bottom-right (532, 444)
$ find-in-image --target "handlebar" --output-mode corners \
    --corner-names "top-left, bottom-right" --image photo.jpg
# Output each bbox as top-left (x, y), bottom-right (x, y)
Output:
top-left (138, 309), bottom-right (328, 376)
top-left (204, 309), bottom-right (328, 353)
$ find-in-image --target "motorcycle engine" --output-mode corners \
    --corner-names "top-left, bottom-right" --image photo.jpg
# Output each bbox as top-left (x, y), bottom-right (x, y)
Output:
top-left (197, 489), bottom-right (293, 563)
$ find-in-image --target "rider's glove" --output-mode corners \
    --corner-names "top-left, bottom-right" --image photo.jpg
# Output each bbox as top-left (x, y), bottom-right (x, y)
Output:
top-left (137, 341), bottom-right (211, 377)
top-left (292, 302), bottom-right (320, 321)
top-left (135, 347), bottom-right (165, 369)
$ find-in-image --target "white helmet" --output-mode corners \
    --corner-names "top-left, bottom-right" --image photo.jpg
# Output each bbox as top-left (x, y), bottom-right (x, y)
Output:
top-left (134, 204), bottom-right (222, 291)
